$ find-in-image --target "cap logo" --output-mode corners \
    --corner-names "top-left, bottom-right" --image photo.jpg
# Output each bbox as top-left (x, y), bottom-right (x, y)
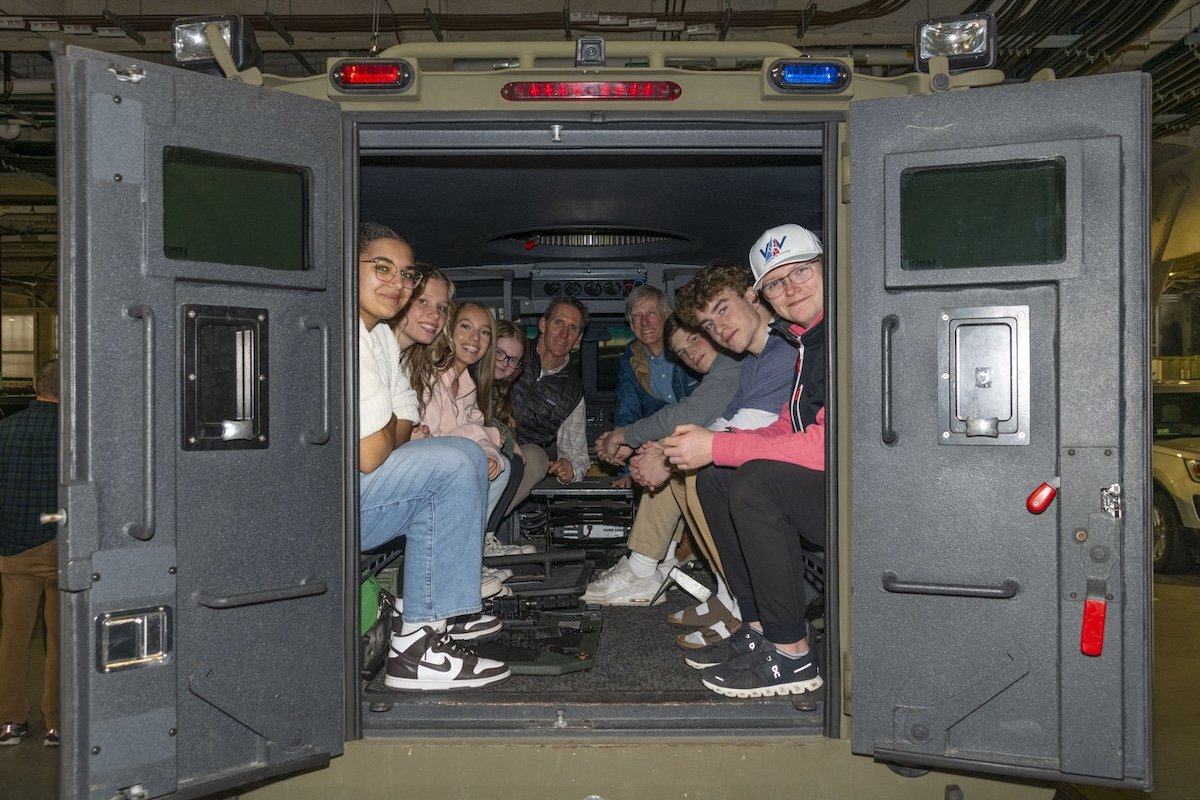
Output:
top-left (759, 235), bottom-right (787, 264)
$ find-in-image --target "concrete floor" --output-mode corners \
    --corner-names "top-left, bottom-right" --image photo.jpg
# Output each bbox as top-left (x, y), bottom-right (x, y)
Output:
top-left (2, 571), bottom-right (1197, 800)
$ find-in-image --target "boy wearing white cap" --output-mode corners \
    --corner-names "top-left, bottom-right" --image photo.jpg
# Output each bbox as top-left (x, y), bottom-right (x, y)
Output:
top-left (661, 223), bottom-right (827, 698)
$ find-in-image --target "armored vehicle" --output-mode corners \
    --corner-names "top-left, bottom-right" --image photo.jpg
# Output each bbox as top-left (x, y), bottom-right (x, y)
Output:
top-left (51, 12), bottom-right (1151, 799)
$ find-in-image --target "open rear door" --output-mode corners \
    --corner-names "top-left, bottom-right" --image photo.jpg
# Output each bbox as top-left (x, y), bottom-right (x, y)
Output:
top-left (55, 46), bottom-right (345, 799)
top-left (849, 72), bottom-right (1151, 788)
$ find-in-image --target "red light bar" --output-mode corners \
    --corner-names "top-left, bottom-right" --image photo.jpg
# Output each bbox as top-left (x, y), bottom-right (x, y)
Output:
top-left (501, 81), bottom-right (681, 101)
top-left (330, 60), bottom-right (413, 92)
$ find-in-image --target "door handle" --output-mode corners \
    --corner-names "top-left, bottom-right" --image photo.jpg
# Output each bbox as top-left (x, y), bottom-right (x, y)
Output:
top-left (124, 305), bottom-right (156, 541)
top-left (301, 316), bottom-right (330, 445)
top-left (882, 571), bottom-right (1019, 599)
top-left (881, 315), bottom-right (899, 445)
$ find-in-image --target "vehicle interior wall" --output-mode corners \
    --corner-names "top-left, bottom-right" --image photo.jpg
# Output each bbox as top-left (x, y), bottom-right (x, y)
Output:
top-left (351, 141), bottom-right (833, 738)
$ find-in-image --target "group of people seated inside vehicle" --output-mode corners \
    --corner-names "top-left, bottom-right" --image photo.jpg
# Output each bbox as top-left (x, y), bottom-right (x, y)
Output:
top-left (357, 219), bottom-right (828, 698)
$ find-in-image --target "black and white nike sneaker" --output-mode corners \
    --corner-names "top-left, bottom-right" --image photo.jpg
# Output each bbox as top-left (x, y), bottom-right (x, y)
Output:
top-left (384, 625), bottom-right (510, 691)
top-left (446, 613), bottom-right (503, 641)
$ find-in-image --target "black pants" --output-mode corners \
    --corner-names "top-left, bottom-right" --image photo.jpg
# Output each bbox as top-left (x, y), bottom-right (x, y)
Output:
top-left (488, 453), bottom-right (525, 535)
top-left (697, 459), bottom-right (825, 644)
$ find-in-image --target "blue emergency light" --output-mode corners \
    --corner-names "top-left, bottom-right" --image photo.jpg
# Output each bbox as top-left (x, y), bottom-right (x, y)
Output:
top-left (768, 60), bottom-right (851, 93)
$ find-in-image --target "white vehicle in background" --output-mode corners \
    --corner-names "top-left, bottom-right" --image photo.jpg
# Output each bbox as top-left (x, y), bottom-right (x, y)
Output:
top-left (1152, 380), bottom-right (1200, 573)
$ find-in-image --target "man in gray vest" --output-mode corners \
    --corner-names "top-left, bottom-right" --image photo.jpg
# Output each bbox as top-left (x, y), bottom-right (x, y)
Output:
top-left (512, 296), bottom-right (590, 484)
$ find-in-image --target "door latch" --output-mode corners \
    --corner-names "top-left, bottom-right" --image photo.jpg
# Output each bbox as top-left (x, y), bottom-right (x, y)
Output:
top-left (1100, 483), bottom-right (1122, 518)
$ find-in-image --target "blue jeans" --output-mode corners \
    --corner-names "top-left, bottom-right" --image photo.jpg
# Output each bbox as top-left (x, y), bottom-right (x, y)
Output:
top-left (360, 436), bottom-right (488, 624)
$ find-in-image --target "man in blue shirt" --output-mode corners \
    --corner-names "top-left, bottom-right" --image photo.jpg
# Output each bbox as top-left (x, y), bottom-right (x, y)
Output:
top-left (0, 359), bottom-right (61, 747)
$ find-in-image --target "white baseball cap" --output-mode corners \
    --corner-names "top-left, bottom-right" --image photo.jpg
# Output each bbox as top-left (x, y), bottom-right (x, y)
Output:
top-left (748, 224), bottom-right (823, 289)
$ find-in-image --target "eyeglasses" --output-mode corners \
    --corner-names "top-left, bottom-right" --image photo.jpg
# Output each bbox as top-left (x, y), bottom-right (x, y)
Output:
top-left (760, 258), bottom-right (819, 299)
top-left (361, 258), bottom-right (418, 288)
top-left (495, 348), bottom-right (523, 369)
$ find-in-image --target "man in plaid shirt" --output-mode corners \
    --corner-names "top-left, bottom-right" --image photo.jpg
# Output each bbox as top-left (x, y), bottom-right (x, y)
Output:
top-left (0, 358), bottom-right (60, 747)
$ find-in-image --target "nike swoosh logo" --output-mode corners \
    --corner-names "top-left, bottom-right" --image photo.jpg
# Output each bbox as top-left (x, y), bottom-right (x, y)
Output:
top-left (419, 658), bottom-right (453, 673)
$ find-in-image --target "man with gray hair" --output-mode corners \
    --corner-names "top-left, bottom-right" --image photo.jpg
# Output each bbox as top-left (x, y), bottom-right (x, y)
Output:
top-left (0, 359), bottom-right (61, 746)
top-left (615, 286), bottom-right (698, 430)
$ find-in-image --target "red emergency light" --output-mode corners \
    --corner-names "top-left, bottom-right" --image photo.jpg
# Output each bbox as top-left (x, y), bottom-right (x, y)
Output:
top-left (501, 81), bottom-right (682, 101)
top-left (330, 60), bottom-right (414, 92)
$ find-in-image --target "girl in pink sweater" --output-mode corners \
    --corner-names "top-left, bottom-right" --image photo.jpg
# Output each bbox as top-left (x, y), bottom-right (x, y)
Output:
top-left (403, 296), bottom-right (510, 520)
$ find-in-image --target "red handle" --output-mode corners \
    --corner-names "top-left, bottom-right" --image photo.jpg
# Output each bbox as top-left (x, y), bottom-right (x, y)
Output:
top-left (1081, 597), bottom-right (1107, 657)
top-left (1026, 477), bottom-right (1059, 514)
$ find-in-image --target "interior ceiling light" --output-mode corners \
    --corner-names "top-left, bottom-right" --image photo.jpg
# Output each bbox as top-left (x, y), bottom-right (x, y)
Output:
top-left (486, 227), bottom-right (697, 259)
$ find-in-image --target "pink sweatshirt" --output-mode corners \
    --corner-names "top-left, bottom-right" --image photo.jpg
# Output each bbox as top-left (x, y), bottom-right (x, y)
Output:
top-left (709, 319), bottom-right (825, 471)
top-left (420, 368), bottom-right (505, 465)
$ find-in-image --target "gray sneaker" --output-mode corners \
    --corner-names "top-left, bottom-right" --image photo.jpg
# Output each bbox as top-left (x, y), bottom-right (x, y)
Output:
top-left (0, 721), bottom-right (28, 746)
top-left (484, 533), bottom-right (536, 556)
top-left (580, 556), bottom-right (665, 606)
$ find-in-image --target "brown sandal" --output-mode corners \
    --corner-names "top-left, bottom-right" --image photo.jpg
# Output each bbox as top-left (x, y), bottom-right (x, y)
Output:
top-left (665, 596), bottom-right (735, 629)
top-left (674, 617), bottom-right (742, 650)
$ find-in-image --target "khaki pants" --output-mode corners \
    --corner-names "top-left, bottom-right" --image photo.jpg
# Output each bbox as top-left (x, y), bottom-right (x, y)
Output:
top-left (626, 480), bottom-right (686, 560)
top-left (508, 444), bottom-right (550, 516)
top-left (0, 538), bottom-right (59, 730)
top-left (626, 472), bottom-right (726, 580)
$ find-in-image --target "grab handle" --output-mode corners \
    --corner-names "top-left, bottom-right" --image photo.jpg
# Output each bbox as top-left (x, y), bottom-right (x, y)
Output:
top-left (882, 571), bottom-right (1018, 599)
top-left (195, 578), bottom-right (327, 609)
top-left (124, 305), bottom-right (156, 541)
top-left (301, 316), bottom-right (330, 445)
top-left (881, 315), bottom-right (899, 445)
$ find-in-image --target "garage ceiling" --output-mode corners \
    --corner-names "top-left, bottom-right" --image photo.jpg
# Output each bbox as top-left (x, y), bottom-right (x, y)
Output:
top-left (2, 0), bottom-right (1199, 309)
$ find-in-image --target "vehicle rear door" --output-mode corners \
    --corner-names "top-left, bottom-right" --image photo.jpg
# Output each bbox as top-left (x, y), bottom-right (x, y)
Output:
top-left (849, 71), bottom-right (1151, 788)
top-left (55, 45), bottom-right (346, 799)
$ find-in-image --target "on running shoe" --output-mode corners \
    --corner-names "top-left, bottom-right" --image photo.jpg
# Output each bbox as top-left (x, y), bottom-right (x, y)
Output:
top-left (682, 626), bottom-right (768, 670)
top-left (700, 644), bottom-right (823, 699)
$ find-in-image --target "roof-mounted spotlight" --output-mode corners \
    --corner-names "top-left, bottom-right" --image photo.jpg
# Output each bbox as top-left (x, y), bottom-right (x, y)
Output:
top-left (914, 12), bottom-right (995, 74)
top-left (171, 15), bottom-right (263, 77)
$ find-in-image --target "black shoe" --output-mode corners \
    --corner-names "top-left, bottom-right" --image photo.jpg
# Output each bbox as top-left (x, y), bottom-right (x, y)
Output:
top-left (43, 729), bottom-right (60, 748)
top-left (700, 644), bottom-right (823, 698)
top-left (0, 721), bottom-right (28, 746)
top-left (384, 625), bottom-right (510, 691)
top-left (683, 626), bottom-right (769, 670)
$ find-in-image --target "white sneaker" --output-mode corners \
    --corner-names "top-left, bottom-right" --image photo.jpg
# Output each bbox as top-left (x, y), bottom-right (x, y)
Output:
top-left (481, 568), bottom-right (511, 599)
top-left (580, 556), bottom-right (666, 605)
top-left (483, 564), bottom-right (513, 582)
top-left (484, 533), bottom-right (536, 556)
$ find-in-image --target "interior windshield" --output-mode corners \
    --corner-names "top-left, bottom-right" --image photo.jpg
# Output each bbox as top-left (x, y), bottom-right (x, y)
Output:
top-left (1153, 389), bottom-right (1200, 438)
